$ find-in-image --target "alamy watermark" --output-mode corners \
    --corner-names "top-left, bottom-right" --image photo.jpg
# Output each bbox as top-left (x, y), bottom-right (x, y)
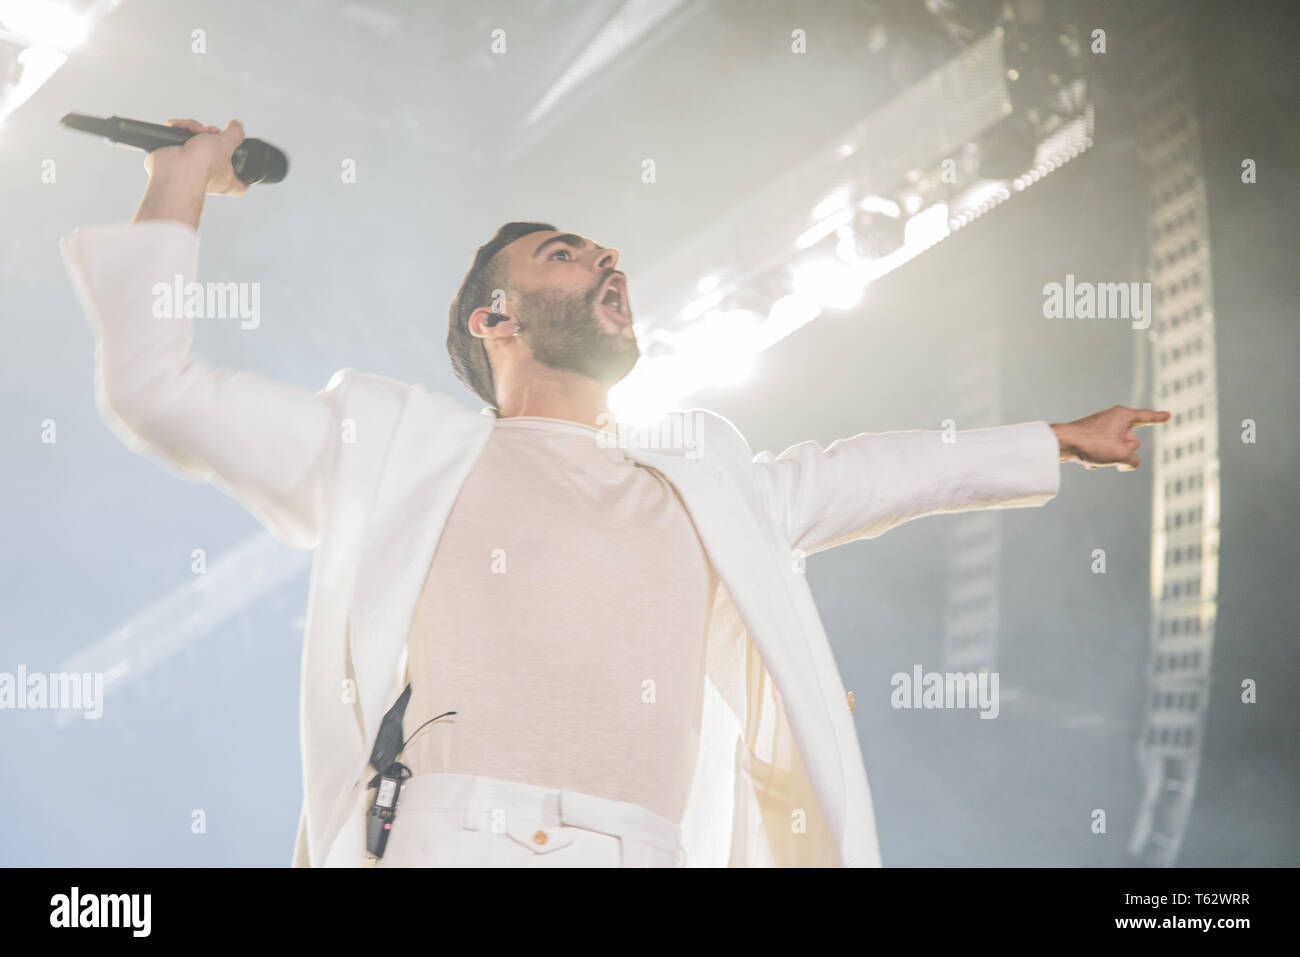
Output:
top-left (1042, 274), bottom-right (1151, 330)
top-left (595, 410), bottom-right (703, 458)
top-left (891, 665), bottom-right (1000, 719)
top-left (50, 887), bottom-right (150, 937)
top-left (152, 275), bottom-right (261, 329)
top-left (1, 666), bottom-right (103, 719)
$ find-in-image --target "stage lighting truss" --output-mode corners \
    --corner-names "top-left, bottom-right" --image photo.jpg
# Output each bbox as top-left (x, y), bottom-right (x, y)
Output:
top-left (614, 13), bottom-right (1094, 422)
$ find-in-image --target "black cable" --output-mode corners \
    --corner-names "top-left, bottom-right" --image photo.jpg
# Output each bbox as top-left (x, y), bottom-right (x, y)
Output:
top-left (400, 710), bottom-right (457, 753)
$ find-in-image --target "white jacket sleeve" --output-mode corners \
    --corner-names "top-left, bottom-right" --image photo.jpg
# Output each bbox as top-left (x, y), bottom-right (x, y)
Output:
top-left (751, 421), bottom-right (1062, 556)
top-left (61, 220), bottom-right (346, 550)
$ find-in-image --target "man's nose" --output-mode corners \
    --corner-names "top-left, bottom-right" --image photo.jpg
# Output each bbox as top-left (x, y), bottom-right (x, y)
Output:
top-left (593, 247), bottom-right (619, 271)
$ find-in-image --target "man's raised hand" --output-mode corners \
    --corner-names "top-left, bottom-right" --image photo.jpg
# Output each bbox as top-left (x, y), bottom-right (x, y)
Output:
top-left (1050, 406), bottom-right (1172, 471)
top-left (143, 118), bottom-right (249, 197)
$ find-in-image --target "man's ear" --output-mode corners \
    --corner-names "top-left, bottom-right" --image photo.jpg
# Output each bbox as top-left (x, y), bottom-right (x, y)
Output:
top-left (467, 304), bottom-right (513, 339)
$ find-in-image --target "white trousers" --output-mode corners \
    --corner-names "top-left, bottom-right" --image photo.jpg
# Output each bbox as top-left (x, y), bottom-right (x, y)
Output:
top-left (372, 772), bottom-right (685, 868)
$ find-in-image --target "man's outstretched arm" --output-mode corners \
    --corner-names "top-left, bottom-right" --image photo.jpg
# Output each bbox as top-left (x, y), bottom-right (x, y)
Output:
top-left (61, 118), bottom-right (347, 549)
top-left (752, 406), bottom-right (1169, 557)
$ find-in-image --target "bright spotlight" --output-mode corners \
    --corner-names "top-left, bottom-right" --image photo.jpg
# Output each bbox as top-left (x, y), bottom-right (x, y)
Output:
top-left (903, 203), bottom-right (951, 251)
top-left (0, 1), bottom-right (92, 50)
top-left (769, 293), bottom-right (822, 333)
top-left (609, 361), bottom-right (682, 425)
top-left (812, 186), bottom-right (851, 221)
top-left (791, 257), bottom-right (867, 312)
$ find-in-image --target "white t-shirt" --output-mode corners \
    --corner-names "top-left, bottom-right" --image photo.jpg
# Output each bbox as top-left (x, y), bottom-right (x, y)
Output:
top-left (400, 415), bottom-right (716, 824)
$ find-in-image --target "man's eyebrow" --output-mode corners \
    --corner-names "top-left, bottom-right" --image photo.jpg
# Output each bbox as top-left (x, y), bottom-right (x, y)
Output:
top-left (532, 234), bottom-right (606, 257)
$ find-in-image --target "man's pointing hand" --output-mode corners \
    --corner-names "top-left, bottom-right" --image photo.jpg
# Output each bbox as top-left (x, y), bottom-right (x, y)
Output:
top-left (1050, 406), bottom-right (1171, 471)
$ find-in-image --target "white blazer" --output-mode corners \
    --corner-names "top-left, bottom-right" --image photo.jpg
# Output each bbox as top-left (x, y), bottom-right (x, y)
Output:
top-left (61, 220), bottom-right (1061, 867)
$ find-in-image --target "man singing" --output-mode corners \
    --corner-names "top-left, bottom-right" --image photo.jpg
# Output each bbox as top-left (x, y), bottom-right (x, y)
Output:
top-left (61, 118), bottom-right (1169, 867)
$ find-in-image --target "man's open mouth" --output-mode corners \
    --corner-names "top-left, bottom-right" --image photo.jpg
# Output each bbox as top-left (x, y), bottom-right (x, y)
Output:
top-left (598, 274), bottom-right (632, 322)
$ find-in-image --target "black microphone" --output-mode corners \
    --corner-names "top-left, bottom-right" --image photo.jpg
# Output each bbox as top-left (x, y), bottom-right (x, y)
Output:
top-left (59, 113), bottom-right (289, 185)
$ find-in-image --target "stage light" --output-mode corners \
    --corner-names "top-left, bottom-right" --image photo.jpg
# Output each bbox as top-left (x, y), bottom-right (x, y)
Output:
top-left (608, 391), bottom-right (670, 426)
top-left (791, 257), bottom-right (868, 312)
top-left (795, 206), bottom-right (854, 251)
top-left (609, 360), bottom-right (682, 424)
top-left (682, 286), bottom-right (726, 320)
top-left (768, 293), bottom-right (822, 334)
top-left (956, 180), bottom-right (1012, 215)
top-left (835, 225), bottom-right (858, 263)
top-left (0, 43), bottom-right (67, 122)
top-left (611, 306), bottom-right (764, 421)
top-left (708, 350), bottom-right (754, 387)
top-left (812, 186), bottom-right (851, 220)
top-left (685, 308), bottom-right (761, 387)
top-left (904, 202), bottom-right (951, 251)
top-left (859, 195), bottom-right (902, 218)
top-left (0, 0), bottom-right (91, 50)
top-left (850, 207), bottom-right (907, 261)
top-left (686, 327), bottom-right (756, 388)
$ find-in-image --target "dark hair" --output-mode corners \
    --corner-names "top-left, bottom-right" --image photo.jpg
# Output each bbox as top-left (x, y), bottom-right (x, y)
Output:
top-left (447, 221), bottom-right (557, 411)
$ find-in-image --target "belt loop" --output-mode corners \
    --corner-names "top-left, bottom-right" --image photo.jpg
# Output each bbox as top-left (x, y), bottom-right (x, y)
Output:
top-left (541, 791), bottom-right (562, 828)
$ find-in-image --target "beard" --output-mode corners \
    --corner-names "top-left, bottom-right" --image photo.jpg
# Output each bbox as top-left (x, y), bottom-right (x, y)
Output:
top-left (518, 281), bottom-right (640, 386)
